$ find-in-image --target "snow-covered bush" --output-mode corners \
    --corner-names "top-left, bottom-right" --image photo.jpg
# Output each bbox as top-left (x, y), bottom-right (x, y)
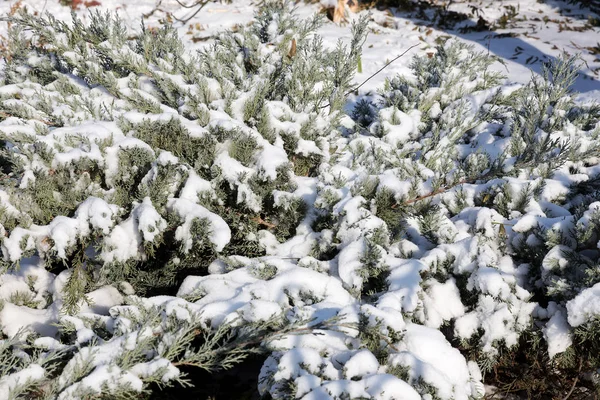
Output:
top-left (333, 43), bottom-right (600, 393)
top-left (0, 1), bottom-right (599, 398)
top-left (0, 3), bottom-right (367, 303)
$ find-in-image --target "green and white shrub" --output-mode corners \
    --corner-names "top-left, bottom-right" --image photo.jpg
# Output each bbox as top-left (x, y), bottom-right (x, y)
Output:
top-left (0, 2), bottom-right (599, 399)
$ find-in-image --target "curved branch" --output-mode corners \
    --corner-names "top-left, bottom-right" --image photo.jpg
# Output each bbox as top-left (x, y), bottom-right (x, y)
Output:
top-left (319, 43), bottom-right (420, 109)
top-left (563, 358), bottom-right (584, 400)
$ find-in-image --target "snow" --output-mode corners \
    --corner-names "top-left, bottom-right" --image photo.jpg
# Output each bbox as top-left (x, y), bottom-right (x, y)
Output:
top-left (0, 302), bottom-right (58, 338)
top-left (343, 349), bottom-right (380, 379)
top-left (337, 238), bottom-right (366, 291)
top-left (363, 374), bottom-right (421, 400)
top-left (543, 309), bottom-right (573, 358)
top-left (375, 107), bottom-right (420, 147)
top-left (274, 348), bottom-right (328, 382)
top-left (167, 198), bottom-right (231, 252)
top-left (80, 286), bottom-right (125, 315)
top-left (179, 170), bottom-right (216, 203)
top-left (296, 139), bottom-right (324, 157)
top-left (178, 260), bottom-right (354, 327)
top-left (256, 144), bottom-right (289, 181)
top-left (0, 276), bottom-right (31, 302)
top-left (75, 197), bottom-right (120, 236)
top-left (379, 258), bottom-right (425, 313)
top-left (542, 245), bottom-right (571, 271)
top-left (303, 381), bottom-right (370, 399)
top-left (566, 283), bottom-right (600, 327)
top-left (421, 278), bottom-right (465, 328)
top-left (390, 323), bottom-right (477, 400)
top-left (238, 299), bottom-right (282, 323)
top-left (47, 217), bottom-right (80, 259)
top-left (132, 197), bottom-right (167, 243)
top-left (130, 358), bottom-right (179, 383)
top-left (0, 364), bottom-right (45, 395)
top-left (99, 219), bottom-right (140, 266)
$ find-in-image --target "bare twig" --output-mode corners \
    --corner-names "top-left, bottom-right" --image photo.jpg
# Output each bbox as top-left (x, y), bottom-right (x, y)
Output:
top-left (400, 178), bottom-right (469, 207)
top-left (319, 43), bottom-right (420, 109)
top-left (172, 0), bottom-right (211, 24)
top-left (252, 216), bottom-right (277, 229)
top-left (350, 43), bottom-right (420, 98)
top-left (563, 358), bottom-right (584, 400)
top-left (0, 111), bottom-right (56, 126)
top-left (173, 0), bottom-right (203, 9)
top-left (142, 0), bottom-right (163, 19)
top-left (391, 168), bottom-right (499, 209)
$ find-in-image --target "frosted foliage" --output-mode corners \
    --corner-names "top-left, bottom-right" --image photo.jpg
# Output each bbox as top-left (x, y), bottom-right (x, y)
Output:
top-left (0, 3), bottom-right (599, 400)
top-left (260, 347), bottom-right (422, 400)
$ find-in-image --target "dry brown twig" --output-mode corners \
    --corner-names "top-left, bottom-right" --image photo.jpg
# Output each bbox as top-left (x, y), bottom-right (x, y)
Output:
top-left (563, 358), bottom-right (584, 400)
top-left (252, 216), bottom-right (277, 230)
top-left (142, 0), bottom-right (163, 19)
top-left (172, 0), bottom-right (211, 24)
top-left (318, 43), bottom-right (420, 110)
top-left (328, 0), bottom-right (362, 24)
top-left (0, 111), bottom-right (56, 126)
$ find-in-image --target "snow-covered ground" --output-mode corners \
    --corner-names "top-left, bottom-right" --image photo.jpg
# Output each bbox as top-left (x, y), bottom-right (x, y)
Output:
top-left (2, 0), bottom-right (599, 96)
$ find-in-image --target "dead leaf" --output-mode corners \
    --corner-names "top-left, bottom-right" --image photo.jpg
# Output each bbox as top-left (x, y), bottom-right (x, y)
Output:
top-left (287, 38), bottom-right (297, 59)
top-left (9, 0), bottom-right (23, 16)
top-left (333, 0), bottom-right (346, 25)
top-left (499, 223), bottom-right (506, 237)
top-left (346, 0), bottom-right (360, 13)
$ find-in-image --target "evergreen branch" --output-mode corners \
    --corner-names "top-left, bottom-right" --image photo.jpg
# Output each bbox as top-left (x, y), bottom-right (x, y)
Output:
top-left (390, 126), bottom-right (567, 209)
top-left (173, 317), bottom-right (357, 371)
top-left (1, 5), bottom-right (599, 399)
